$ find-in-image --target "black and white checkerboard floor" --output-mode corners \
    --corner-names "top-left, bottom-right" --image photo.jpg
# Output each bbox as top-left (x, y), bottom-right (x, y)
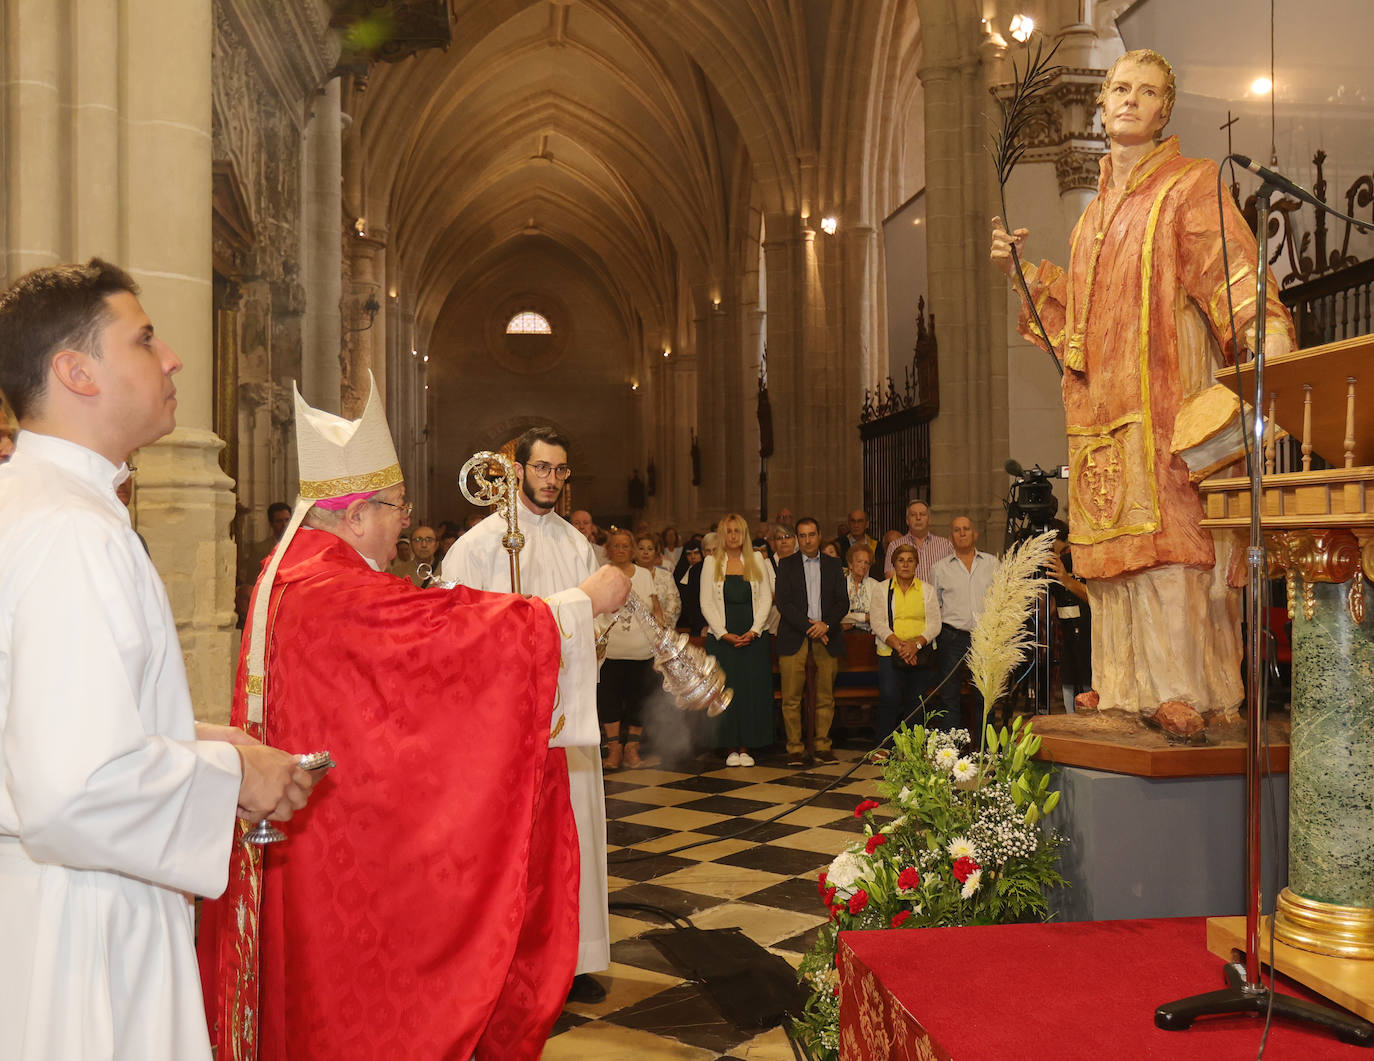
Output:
top-left (543, 745), bottom-right (888, 1060)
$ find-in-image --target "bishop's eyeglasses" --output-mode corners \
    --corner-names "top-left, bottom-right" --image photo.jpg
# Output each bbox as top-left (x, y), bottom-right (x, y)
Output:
top-left (372, 498), bottom-right (414, 517)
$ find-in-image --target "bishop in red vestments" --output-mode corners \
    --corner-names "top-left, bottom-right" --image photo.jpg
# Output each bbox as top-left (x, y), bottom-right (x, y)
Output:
top-left (198, 377), bottom-right (625, 1061)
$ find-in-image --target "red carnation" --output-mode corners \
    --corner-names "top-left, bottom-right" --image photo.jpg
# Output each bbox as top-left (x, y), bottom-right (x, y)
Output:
top-left (864, 834), bottom-right (887, 855)
top-left (854, 799), bottom-right (881, 818)
top-left (848, 889), bottom-right (869, 915)
top-left (824, 886), bottom-right (837, 906)
top-left (891, 910), bottom-right (912, 928)
top-left (952, 855), bottom-right (981, 883)
top-left (817, 871), bottom-right (828, 897)
top-left (897, 866), bottom-right (920, 891)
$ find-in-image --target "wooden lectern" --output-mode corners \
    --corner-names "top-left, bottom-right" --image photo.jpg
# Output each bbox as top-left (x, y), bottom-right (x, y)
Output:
top-left (1198, 332), bottom-right (1374, 1016)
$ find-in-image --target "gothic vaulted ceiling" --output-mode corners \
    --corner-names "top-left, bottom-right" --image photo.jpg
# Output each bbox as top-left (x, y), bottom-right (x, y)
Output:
top-left (348, 0), bottom-right (924, 358)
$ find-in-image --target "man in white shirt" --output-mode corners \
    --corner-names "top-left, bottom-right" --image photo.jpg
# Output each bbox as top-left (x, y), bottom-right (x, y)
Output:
top-left (928, 516), bottom-right (1001, 729)
top-left (444, 427), bottom-right (612, 1004)
top-left (571, 507), bottom-right (607, 565)
top-left (0, 259), bottom-right (316, 1060)
top-left (883, 499), bottom-right (955, 581)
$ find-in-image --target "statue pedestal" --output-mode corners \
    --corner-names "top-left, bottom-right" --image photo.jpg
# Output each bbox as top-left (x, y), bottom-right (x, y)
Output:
top-left (1048, 764), bottom-right (1289, 922)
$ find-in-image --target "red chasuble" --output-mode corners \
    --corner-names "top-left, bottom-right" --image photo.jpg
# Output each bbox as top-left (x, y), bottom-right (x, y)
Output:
top-left (197, 529), bottom-right (579, 1061)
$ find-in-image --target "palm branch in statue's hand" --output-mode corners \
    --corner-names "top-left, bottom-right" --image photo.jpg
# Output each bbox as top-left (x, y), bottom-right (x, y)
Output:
top-left (989, 37), bottom-right (1064, 375)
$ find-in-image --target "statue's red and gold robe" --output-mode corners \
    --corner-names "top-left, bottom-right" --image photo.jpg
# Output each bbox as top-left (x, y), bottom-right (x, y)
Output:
top-left (1016, 136), bottom-right (1295, 580)
top-left (197, 529), bottom-right (579, 1061)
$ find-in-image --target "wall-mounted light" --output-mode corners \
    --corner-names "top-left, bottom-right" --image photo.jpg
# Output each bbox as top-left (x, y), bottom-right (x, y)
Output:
top-left (820, 216), bottom-right (838, 235)
top-left (388, 286), bottom-right (398, 299)
top-left (422, 354), bottom-right (429, 363)
top-left (411, 348), bottom-right (418, 357)
top-left (343, 293), bottom-right (380, 333)
top-left (353, 217), bottom-right (367, 237)
top-left (1009, 14), bottom-right (1034, 42)
top-left (630, 379), bottom-right (640, 391)
top-left (662, 348), bottom-right (671, 358)
top-left (711, 298), bottom-right (724, 314)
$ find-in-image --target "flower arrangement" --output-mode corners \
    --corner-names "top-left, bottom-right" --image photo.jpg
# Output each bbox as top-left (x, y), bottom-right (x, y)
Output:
top-left (792, 531), bottom-right (1067, 1060)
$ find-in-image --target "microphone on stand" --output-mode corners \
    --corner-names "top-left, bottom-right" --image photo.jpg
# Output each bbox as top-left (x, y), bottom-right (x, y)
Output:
top-left (1231, 155), bottom-right (1374, 233)
top-left (1004, 458), bottom-right (1025, 479)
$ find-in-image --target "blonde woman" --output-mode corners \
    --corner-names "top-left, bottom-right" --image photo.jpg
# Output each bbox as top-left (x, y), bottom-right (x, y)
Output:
top-left (700, 513), bottom-right (775, 767)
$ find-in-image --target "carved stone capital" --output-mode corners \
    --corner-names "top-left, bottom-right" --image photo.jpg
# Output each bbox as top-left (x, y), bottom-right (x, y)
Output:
top-left (991, 67), bottom-right (1107, 195)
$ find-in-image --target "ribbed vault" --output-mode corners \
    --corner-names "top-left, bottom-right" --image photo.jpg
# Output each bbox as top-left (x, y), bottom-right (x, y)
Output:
top-left (342, 0), bottom-right (925, 523)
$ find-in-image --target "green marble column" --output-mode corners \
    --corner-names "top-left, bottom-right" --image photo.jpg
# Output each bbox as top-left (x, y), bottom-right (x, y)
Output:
top-left (1289, 578), bottom-right (1374, 906)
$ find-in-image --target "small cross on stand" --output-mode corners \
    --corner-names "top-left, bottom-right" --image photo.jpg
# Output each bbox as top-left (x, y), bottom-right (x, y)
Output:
top-left (1220, 111), bottom-right (1241, 201)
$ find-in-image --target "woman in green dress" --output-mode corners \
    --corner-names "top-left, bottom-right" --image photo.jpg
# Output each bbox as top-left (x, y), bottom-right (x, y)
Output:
top-left (701, 512), bottom-right (775, 766)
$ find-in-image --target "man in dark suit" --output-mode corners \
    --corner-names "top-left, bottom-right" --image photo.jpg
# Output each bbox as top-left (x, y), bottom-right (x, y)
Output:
top-left (775, 516), bottom-right (849, 767)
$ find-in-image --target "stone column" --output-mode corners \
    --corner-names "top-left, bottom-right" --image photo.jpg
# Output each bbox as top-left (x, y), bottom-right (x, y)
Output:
top-left (2, 0), bottom-right (236, 720)
top-left (125, 0), bottom-right (237, 722)
top-left (301, 77), bottom-right (343, 413)
top-left (343, 231), bottom-right (386, 416)
top-left (1272, 530), bottom-right (1374, 957)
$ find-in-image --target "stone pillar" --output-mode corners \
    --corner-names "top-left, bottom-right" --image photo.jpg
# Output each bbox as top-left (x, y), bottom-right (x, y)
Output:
top-left (1272, 530), bottom-right (1374, 957)
top-left (301, 77), bottom-right (343, 413)
top-left (125, 0), bottom-right (237, 722)
top-left (2, 0), bottom-right (236, 720)
top-left (343, 232), bottom-right (386, 416)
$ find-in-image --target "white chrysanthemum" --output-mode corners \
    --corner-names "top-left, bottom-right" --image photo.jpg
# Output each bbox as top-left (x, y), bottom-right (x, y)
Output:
top-left (952, 757), bottom-right (977, 781)
top-left (961, 868), bottom-right (983, 899)
top-left (934, 747), bottom-right (959, 771)
top-left (826, 849), bottom-right (874, 899)
top-left (947, 836), bottom-right (978, 861)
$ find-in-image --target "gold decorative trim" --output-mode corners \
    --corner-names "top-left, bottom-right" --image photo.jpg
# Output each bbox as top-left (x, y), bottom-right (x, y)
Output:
top-left (245, 675), bottom-right (264, 695)
top-left (1303, 581), bottom-right (1316, 622)
top-left (550, 715), bottom-right (565, 741)
top-left (1286, 572), bottom-right (1298, 620)
top-left (1066, 411), bottom-right (1144, 437)
top-left (299, 463), bottom-right (403, 500)
top-left (1352, 580), bottom-right (1367, 626)
top-left (1274, 887), bottom-right (1374, 959)
top-left (1270, 529), bottom-right (1361, 585)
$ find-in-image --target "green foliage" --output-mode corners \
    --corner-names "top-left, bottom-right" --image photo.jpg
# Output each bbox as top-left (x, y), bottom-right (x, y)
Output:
top-left (790, 722), bottom-right (1068, 1061)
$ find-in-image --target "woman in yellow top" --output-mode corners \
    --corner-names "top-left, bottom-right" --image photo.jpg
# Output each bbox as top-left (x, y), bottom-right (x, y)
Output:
top-left (869, 543), bottom-right (943, 742)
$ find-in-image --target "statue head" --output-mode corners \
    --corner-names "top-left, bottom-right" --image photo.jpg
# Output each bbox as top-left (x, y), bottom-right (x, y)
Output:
top-left (1096, 49), bottom-right (1176, 142)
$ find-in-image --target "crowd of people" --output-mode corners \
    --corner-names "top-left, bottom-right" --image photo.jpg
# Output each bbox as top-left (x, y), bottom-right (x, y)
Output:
top-left (234, 491), bottom-right (1087, 775)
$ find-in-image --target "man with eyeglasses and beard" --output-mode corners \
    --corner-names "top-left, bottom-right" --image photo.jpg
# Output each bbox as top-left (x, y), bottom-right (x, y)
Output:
top-left (443, 425), bottom-right (613, 1005)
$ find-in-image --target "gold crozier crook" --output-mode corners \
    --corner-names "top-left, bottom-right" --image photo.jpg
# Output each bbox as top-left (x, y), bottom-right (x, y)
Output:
top-left (458, 451), bottom-right (524, 593)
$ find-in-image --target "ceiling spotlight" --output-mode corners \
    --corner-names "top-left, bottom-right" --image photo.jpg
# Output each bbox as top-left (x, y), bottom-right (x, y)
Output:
top-left (1009, 14), bottom-right (1034, 42)
top-left (820, 216), bottom-right (838, 235)
top-left (1250, 76), bottom-right (1273, 95)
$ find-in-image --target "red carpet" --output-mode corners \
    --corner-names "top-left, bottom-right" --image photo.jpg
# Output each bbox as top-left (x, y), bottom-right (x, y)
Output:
top-left (838, 917), bottom-right (1370, 1059)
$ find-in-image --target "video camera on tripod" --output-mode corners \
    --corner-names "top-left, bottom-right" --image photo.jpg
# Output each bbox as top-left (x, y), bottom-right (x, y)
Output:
top-left (1003, 458), bottom-right (1068, 543)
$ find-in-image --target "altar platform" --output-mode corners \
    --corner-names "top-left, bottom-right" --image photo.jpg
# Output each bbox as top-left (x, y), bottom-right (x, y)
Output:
top-left (836, 917), bottom-right (1371, 1060)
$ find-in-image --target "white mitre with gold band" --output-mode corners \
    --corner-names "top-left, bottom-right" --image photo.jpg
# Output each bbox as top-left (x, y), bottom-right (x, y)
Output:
top-left (243, 371), bottom-right (401, 723)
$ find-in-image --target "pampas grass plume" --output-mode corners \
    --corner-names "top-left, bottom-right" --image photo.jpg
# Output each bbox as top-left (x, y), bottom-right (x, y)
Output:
top-left (967, 530), bottom-right (1057, 738)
